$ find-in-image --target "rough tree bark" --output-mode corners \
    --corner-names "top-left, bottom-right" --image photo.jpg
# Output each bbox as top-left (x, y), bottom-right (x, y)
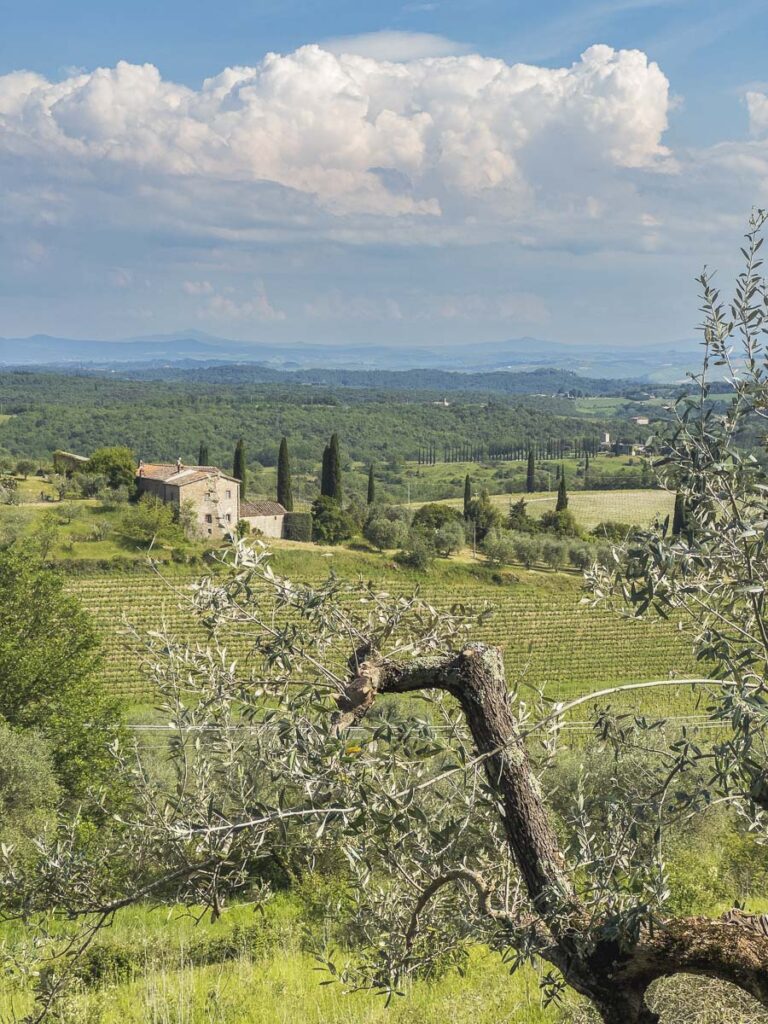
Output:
top-left (333, 642), bottom-right (768, 1024)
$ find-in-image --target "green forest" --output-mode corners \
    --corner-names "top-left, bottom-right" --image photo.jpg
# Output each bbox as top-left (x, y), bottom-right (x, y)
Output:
top-left (0, 369), bottom-right (648, 474)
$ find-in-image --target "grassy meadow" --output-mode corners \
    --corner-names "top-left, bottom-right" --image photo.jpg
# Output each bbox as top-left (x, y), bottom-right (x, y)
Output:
top-left (427, 486), bottom-right (675, 530)
top-left (0, 896), bottom-right (584, 1024)
top-left (3, 894), bottom-right (766, 1024)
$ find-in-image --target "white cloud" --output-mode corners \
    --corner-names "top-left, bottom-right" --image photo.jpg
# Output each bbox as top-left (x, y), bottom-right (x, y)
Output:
top-left (2, 42), bottom-right (768, 344)
top-left (109, 267), bottom-right (133, 288)
top-left (196, 281), bottom-right (285, 322)
top-left (182, 280), bottom-right (214, 295)
top-left (0, 44), bottom-right (671, 224)
top-left (429, 292), bottom-right (550, 323)
top-left (747, 91), bottom-right (768, 136)
top-left (320, 30), bottom-right (468, 60)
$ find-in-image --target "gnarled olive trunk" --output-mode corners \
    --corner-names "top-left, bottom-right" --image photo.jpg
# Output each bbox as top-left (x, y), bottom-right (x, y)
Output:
top-left (334, 642), bottom-right (768, 1024)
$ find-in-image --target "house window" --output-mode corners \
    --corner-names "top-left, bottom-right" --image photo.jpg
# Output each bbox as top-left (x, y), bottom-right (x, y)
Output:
top-left (226, 489), bottom-right (232, 499)
top-left (226, 513), bottom-right (232, 523)
top-left (205, 514), bottom-right (212, 524)
top-left (208, 528), bottom-right (212, 535)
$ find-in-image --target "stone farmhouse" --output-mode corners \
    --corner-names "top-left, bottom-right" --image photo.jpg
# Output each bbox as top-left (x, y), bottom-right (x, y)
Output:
top-left (136, 460), bottom-right (289, 540)
top-left (136, 460), bottom-right (241, 539)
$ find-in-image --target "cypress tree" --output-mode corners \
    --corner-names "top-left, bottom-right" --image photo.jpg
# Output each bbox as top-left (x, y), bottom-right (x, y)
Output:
top-left (555, 468), bottom-right (568, 511)
top-left (526, 449), bottom-right (535, 493)
top-left (327, 433), bottom-right (342, 502)
top-left (367, 464), bottom-right (375, 505)
top-left (320, 445), bottom-right (331, 497)
top-left (584, 451), bottom-right (590, 489)
top-left (198, 442), bottom-right (209, 467)
top-left (277, 437), bottom-right (294, 511)
top-left (463, 474), bottom-right (472, 519)
top-left (233, 438), bottom-right (246, 499)
top-left (672, 491), bottom-right (686, 537)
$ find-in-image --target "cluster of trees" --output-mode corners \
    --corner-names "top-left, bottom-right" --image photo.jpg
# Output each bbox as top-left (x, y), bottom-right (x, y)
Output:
top-left (0, 371), bottom-right (639, 484)
top-left (0, 550), bottom-right (123, 808)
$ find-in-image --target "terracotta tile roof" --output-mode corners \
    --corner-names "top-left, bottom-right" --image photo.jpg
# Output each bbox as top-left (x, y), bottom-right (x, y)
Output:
top-left (241, 500), bottom-right (287, 517)
top-left (137, 464), bottom-right (241, 486)
top-left (137, 464), bottom-right (179, 481)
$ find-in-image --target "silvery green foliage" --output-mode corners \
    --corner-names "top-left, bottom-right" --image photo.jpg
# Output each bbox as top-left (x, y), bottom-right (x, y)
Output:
top-left (586, 210), bottom-right (768, 835)
top-left (0, 537), bottom-right (690, 1022)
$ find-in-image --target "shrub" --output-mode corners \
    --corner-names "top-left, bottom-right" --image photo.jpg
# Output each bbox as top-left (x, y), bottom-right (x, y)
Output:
top-left (395, 534), bottom-right (433, 571)
top-left (311, 496), bottom-right (354, 545)
top-left (364, 516), bottom-right (407, 551)
top-left (119, 494), bottom-right (180, 548)
top-left (0, 721), bottom-right (60, 854)
top-left (591, 520), bottom-right (639, 542)
top-left (507, 498), bottom-right (536, 533)
top-left (513, 535), bottom-right (541, 568)
top-left (483, 528), bottom-right (517, 566)
top-left (541, 538), bottom-right (566, 569)
top-left (76, 473), bottom-right (108, 499)
top-left (86, 447), bottom-right (135, 490)
top-left (540, 508), bottom-right (580, 537)
top-left (568, 543), bottom-right (593, 570)
top-left (432, 519), bottom-right (465, 557)
top-left (411, 503), bottom-right (463, 532)
top-left (466, 491), bottom-right (502, 542)
top-left (0, 550), bottom-right (122, 798)
top-left (283, 511), bottom-right (313, 542)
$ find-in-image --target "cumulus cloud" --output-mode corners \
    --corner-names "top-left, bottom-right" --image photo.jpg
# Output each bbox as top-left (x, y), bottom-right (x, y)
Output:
top-left (747, 91), bottom-right (768, 136)
top-left (0, 43), bottom-right (671, 222)
top-left (2, 42), bottom-right (767, 343)
top-left (320, 30), bottom-right (469, 60)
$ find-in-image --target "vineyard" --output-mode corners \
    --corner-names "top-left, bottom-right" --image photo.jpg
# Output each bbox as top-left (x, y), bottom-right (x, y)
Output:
top-left (67, 560), bottom-right (706, 721)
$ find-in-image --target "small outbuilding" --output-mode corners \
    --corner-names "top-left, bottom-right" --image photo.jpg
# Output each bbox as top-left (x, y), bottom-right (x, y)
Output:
top-left (53, 450), bottom-right (90, 476)
top-left (240, 500), bottom-right (287, 539)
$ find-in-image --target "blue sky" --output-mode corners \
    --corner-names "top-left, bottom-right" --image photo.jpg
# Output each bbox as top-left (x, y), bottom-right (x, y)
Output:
top-left (1, 0), bottom-right (767, 347)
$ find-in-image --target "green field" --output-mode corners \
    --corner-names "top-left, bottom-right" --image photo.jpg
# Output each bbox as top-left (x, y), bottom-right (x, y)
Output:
top-left (429, 487), bottom-right (675, 530)
top-left (0, 898), bottom-right (583, 1023)
top-left (2, 894), bottom-right (765, 1023)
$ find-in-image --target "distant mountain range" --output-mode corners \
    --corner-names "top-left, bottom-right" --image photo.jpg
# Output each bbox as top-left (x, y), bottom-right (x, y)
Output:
top-left (0, 330), bottom-right (703, 383)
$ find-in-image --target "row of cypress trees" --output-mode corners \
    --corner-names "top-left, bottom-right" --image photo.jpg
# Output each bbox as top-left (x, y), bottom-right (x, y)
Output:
top-left (217, 436), bottom-right (572, 512)
top-left (198, 434), bottom-right (378, 511)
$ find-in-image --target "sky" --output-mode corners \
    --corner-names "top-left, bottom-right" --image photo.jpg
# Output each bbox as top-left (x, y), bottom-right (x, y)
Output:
top-left (1, 0), bottom-right (767, 348)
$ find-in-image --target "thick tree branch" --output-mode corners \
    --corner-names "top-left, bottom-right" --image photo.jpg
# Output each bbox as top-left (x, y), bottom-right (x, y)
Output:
top-left (334, 642), bottom-right (768, 1023)
top-left (334, 644), bottom-right (578, 928)
top-left (404, 868), bottom-right (516, 953)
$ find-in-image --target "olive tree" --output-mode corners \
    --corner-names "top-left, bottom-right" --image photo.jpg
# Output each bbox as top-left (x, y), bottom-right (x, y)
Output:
top-left (2, 544), bottom-right (765, 1022)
